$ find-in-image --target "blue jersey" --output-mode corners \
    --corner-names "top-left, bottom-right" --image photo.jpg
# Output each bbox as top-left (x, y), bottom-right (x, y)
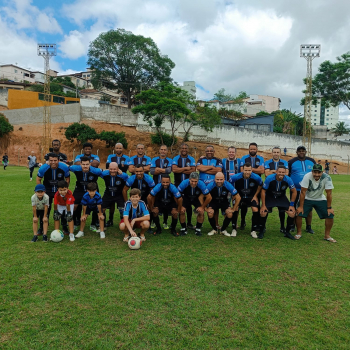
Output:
top-left (172, 155), bottom-right (196, 186)
top-left (206, 180), bottom-right (237, 196)
top-left (150, 183), bottom-right (181, 199)
top-left (37, 163), bottom-right (70, 196)
top-left (150, 157), bottom-right (173, 185)
top-left (177, 179), bottom-right (209, 196)
top-left (240, 155), bottom-right (264, 176)
top-left (81, 192), bottom-right (103, 208)
top-left (229, 172), bottom-right (263, 199)
top-left (126, 174), bottom-right (155, 201)
top-left (264, 158), bottom-right (288, 171)
top-left (129, 155), bottom-right (151, 168)
top-left (106, 154), bottom-right (130, 172)
top-left (196, 157), bottom-right (223, 184)
top-left (288, 157), bottom-right (316, 191)
top-left (69, 165), bottom-right (102, 192)
top-left (123, 200), bottom-right (149, 219)
top-left (101, 170), bottom-right (129, 196)
top-left (262, 174), bottom-right (295, 201)
top-left (222, 158), bottom-right (241, 181)
top-left (74, 154), bottom-right (100, 165)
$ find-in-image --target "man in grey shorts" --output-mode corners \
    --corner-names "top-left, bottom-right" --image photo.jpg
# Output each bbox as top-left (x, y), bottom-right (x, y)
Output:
top-left (27, 151), bottom-right (39, 181)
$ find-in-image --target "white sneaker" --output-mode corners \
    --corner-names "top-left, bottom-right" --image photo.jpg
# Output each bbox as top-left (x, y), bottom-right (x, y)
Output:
top-left (251, 231), bottom-right (257, 239)
top-left (208, 230), bottom-right (217, 236)
top-left (69, 233), bottom-right (75, 241)
top-left (96, 227), bottom-right (100, 233)
top-left (221, 230), bottom-right (231, 237)
top-left (100, 231), bottom-right (105, 239)
top-left (231, 229), bottom-right (237, 237)
top-left (75, 231), bottom-right (84, 238)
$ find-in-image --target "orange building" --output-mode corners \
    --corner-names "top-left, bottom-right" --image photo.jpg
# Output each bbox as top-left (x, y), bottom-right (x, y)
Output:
top-left (8, 89), bottom-right (80, 110)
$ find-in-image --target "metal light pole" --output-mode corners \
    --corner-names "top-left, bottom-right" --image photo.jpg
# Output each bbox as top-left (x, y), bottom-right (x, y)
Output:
top-left (300, 44), bottom-right (321, 156)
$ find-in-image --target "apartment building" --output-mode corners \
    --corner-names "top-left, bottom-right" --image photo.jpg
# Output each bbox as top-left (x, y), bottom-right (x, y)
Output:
top-left (307, 98), bottom-right (339, 128)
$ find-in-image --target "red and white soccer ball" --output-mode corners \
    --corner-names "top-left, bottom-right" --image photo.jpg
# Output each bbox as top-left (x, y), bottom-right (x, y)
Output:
top-left (128, 236), bottom-right (142, 250)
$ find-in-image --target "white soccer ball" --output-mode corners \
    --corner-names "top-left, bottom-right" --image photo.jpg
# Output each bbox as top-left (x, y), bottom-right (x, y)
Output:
top-left (50, 230), bottom-right (64, 243)
top-left (128, 236), bottom-right (142, 250)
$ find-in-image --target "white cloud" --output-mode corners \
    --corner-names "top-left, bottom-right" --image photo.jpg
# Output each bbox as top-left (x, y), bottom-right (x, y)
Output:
top-left (59, 30), bottom-right (87, 60)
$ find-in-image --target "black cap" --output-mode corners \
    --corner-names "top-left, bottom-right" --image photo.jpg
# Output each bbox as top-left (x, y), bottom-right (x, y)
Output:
top-left (297, 145), bottom-right (306, 151)
top-left (312, 164), bottom-right (323, 172)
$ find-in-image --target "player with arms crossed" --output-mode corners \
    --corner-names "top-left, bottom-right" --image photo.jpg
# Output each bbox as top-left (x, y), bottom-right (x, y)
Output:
top-left (74, 142), bottom-right (100, 168)
top-left (259, 166), bottom-right (297, 240)
top-left (264, 147), bottom-right (289, 176)
top-left (128, 143), bottom-right (151, 174)
top-left (178, 172), bottom-right (212, 236)
top-left (197, 145), bottom-right (222, 184)
top-left (295, 164), bottom-right (336, 242)
top-left (120, 188), bottom-right (150, 242)
top-left (44, 139), bottom-right (67, 163)
top-left (206, 172), bottom-right (240, 237)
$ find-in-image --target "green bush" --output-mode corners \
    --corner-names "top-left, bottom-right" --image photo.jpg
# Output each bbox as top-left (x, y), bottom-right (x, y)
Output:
top-left (98, 131), bottom-right (128, 148)
top-left (65, 123), bottom-right (98, 144)
top-left (0, 114), bottom-right (14, 137)
top-left (151, 132), bottom-right (177, 147)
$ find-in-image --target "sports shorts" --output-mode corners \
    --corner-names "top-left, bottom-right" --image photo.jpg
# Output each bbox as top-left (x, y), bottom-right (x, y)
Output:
top-left (154, 200), bottom-right (177, 214)
top-left (239, 198), bottom-right (259, 208)
top-left (265, 196), bottom-right (289, 212)
top-left (102, 194), bottom-right (124, 210)
top-left (182, 197), bottom-right (201, 210)
top-left (297, 199), bottom-right (334, 219)
top-left (73, 190), bottom-right (85, 205)
top-left (85, 207), bottom-right (100, 215)
top-left (57, 204), bottom-right (74, 215)
top-left (120, 218), bottom-right (142, 229)
top-left (208, 200), bottom-right (230, 212)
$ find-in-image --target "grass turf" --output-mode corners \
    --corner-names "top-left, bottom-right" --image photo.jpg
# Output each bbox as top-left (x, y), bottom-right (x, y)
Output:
top-left (0, 166), bottom-right (349, 349)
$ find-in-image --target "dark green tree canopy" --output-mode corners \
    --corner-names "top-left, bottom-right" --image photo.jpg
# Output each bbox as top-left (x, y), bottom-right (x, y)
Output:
top-left (87, 29), bottom-right (175, 108)
top-left (98, 131), bottom-right (128, 149)
top-left (0, 114), bottom-right (14, 137)
top-left (65, 123), bottom-right (98, 145)
top-left (331, 121), bottom-right (350, 137)
top-left (213, 89), bottom-right (248, 103)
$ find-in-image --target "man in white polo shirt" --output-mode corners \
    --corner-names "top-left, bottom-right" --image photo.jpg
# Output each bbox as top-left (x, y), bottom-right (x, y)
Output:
top-left (295, 164), bottom-right (336, 242)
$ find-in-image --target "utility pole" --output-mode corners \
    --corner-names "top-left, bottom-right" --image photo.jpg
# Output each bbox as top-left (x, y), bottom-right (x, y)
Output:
top-left (300, 44), bottom-right (320, 156)
top-left (38, 44), bottom-right (57, 153)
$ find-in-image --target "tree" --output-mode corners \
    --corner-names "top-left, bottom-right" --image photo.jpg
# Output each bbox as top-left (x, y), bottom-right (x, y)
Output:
top-left (65, 123), bottom-right (98, 145)
top-left (309, 52), bottom-right (350, 110)
top-left (212, 89), bottom-right (248, 103)
top-left (132, 82), bottom-right (192, 151)
top-left (98, 131), bottom-right (128, 148)
top-left (51, 76), bottom-right (76, 89)
top-left (217, 108), bottom-right (245, 125)
top-left (0, 114), bottom-right (13, 137)
top-left (273, 109), bottom-right (305, 136)
top-left (255, 111), bottom-right (270, 117)
top-left (87, 29), bottom-right (175, 109)
top-left (331, 121), bottom-right (350, 136)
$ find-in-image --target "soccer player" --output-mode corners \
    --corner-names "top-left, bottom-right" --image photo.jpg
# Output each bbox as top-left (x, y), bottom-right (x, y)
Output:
top-left (150, 145), bottom-right (173, 229)
top-left (240, 143), bottom-right (265, 176)
top-left (229, 163), bottom-right (263, 238)
top-left (36, 153), bottom-right (70, 234)
top-left (44, 139), bottom-right (68, 163)
top-left (259, 166), bottom-right (297, 240)
top-left (147, 175), bottom-right (183, 236)
top-left (77, 182), bottom-right (105, 239)
top-left (2, 153), bottom-right (8, 170)
top-left (27, 151), bottom-right (38, 181)
top-left (123, 164), bottom-right (155, 204)
top-left (53, 180), bottom-right (75, 242)
top-left (264, 147), bottom-right (289, 176)
top-left (172, 143), bottom-right (196, 228)
top-left (206, 172), bottom-right (240, 236)
top-left (120, 188), bottom-right (150, 242)
top-left (74, 142), bottom-right (100, 168)
top-left (31, 184), bottom-right (49, 242)
top-left (106, 143), bottom-right (130, 172)
top-left (325, 160), bottom-right (330, 174)
top-left (128, 143), bottom-right (151, 174)
top-left (100, 162), bottom-right (129, 227)
top-left (295, 164), bottom-right (336, 242)
top-left (222, 146), bottom-right (241, 181)
top-left (69, 156), bottom-right (102, 230)
top-left (178, 172), bottom-right (212, 236)
top-left (287, 145), bottom-right (316, 234)
top-left (196, 145), bottom-right (223, 184)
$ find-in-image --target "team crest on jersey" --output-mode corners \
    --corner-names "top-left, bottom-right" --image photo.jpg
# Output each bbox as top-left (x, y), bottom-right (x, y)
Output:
top-left (308, 165), bottom-right (312, 169)
top-left (57, 173), bottom-right (63, 178)
top-left (196, 191), bottom-right (200, 195)
top-left (88, 176), bottom-right (94, 181)
top-left (256, 161), bottom-right (260, 165)
top-left (222, 191), bottom-right (227, 195)
top-left (282, 185), bottom-right (287, 190)
top-left (186, 162), bottom-right (190, 166)
top-left (250, 182), bottom-right (255, 187)
top-left (142, 184), bottom-right (146, 188)
top-left (116, 181), bottom-right (121, 185)
top-left (142, 161), bottom-right (146, 165)
top-left (121, 161), bottom-right (125, 165)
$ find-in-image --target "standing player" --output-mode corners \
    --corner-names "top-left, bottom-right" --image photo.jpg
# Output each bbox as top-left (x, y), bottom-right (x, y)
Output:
top-left (120, 188), bottom-right (150, 242)
top-left (178, 172), bottom-right (212, 236)
top-left (324, 160), bottom-right (330, 174)
top-left (147, 175), bottom-right (183, 236)
top-left (44, 140), bottom-right (67, 163)
top-left (222, 146), bottom-right (241, 181)
top-left (31, 184), bottom-right (49, 242)
top-left (206, 172), bottom-right (240, 236)
top-left (128, 143), bottom-right (151, 174)
top-left (295, 164), bottom-right (336, 242)
top-left (259, 166), bottom-right (297, 240)
top-left (287, 146), bottom-right (316, 234)
top-left (100, 162), bottom-right (129, 228)
top-left (229, 163), bottom-right (263, 238)
top-left (69, 157), bottom-right (102, 230)
top-left (27, 151), bottom-right (38, 181)
top-left (74, 143), bottom-right (100, 168)
top-left (2, 153), bottom-right (8, 170)
top-left (264, 147), bottom-right (289, 176)
top-left (172, 143), bottom-right (196, 228)
top-left (36, 153), bottom-right (70, 234)
top-left (196, 145), bottom-right (223, 184)
top-left (106, 143), bottom-right (130, 172)
top-left (150, 145), bottom-right (173, 229)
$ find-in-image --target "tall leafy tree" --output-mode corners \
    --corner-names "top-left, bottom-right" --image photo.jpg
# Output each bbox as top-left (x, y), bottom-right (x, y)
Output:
top-left (87, 29), bottom-right (175, 109)
top-left (0, 114), bottom-right (13, 137)
top-left (331, 121), bottom-right (350, 136)
top-left (213, 89), bottom-right (248, 103)
top-left (273, 109), bottom-right (305, 135)
top-left (65, 123), bottom-right (98, 146)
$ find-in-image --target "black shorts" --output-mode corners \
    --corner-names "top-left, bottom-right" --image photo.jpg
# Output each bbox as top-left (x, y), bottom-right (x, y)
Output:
top-left (33, 210), bottom-right (45, 220)
top-left (182, 197), bottom-right (201, 210)
top-left (102, 194), bottom-right (124, 210)
top-left (209, 200), bottom-right (230, 212)
top-left (86, 207), bottom-right (99, 215)
top-left (73, 190), bottom-right (85, 205)
top-left (154, 200), bottom-right (177, 214)
top-left (266, 195), bottom-right (289, 212)
top-left (239, 198), bottom-right (259, 208)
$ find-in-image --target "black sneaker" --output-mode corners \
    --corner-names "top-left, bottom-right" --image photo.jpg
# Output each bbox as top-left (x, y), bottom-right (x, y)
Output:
top-left (147, 227), bottom-right (153, 234)
top-left (63, 227), bottom-right (69, 235)
top-left (240, 222), bottom-right (246, 230)
top-left (171, 229), bottom-right (180, 237)
top-left (284, 232), bottom-right (296, 240)
top-left (42, 235), bottom-right (48, 242)
top-left (37, 227), bottom-right (43, 236)
top-left (290, 225), bottom-right (295, 232)
top-left (106, 220), bottom-right (114, 228)
top-left (280, 228), bottom-right (286, 234)
top-left (31, 235), bottom-right (38, 242)
top-left (258, 232), bottom-right (264, 239)
top-left (187, 223), bottom-right (195, 230)
top-left (180, 228), bottom-right (187, 236)
top-left (195, 229), bottom-right (202, 236)
top-left (306, 225), bottom-right (314, 234)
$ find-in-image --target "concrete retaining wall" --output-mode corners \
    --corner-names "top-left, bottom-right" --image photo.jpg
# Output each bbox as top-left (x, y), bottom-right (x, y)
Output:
top-left (0, 89), bottom-right (8, 107)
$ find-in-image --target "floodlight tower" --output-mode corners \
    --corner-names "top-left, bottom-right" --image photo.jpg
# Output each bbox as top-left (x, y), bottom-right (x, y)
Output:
top-left (300, 44), bottom-right (320, 155)
top-left (37, 44), bottom-right (57, 153)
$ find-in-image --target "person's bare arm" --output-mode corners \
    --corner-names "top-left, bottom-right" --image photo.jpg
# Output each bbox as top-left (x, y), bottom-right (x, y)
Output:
top-left (199, 193), bottom-right (212, 210)
top-left (43, 205), bottom-right (49, 222)
top-left (296, 188), bottom-right (307, 215)
top-left (265, 169), bottom-right (276, 176)
top-left (172, 165), bottom-right (195, 174)
top-left (91, 160), bottom-right (100, 168)
top-left (123, 216), bottom-right (136, 236)
top-left (36, 177), bottom-right (42, 185)
top-left (252, 165), bottom-right (265, 175)
top-left (32, 206), bottom-right (37, 222)
top-left (252, 185), bottom-right (262, 203)
top-left (65, 177), bottom-right (70, 186)
top-left (122, 186), bottom-right (130, 202)
top-left (196, 164), bottom-right (215, 172)
top-left (175, 196), bottom-right (183, 213)
top-left (260, 189), bottom-right (267, 214)
top-left (128, 165), bottom-right (136, 173)
top-left (325, 189), bottom-right (334, 216)
top-left (232, 193), bottom-right (241, 212)
top-left (97, 204), bottom-right (104, 220)
top-left (147, 195), bottom-right (155, 212)
top-left (153, 167), bottom-right (166, 175)
top-left (132, 214), bottom-right (150, 223)
top-left (74, 161), bottom-right (81, 165)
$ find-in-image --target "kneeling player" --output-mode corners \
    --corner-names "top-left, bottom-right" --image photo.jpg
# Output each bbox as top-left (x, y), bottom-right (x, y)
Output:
top-left (53, 180), bottom-right (75, 242)
top-left (206, 172), bottom-right (241, 236)
top-left (147, 175), bottom-right (183, 236)
top-left (76, 182), bottom-right (105, 239)
top-left (119, 188), bottom-right (150, 242)
top-left (178, 172), bottom-right (212, 236)
top-left (259, 166), bottom-right (297, 240)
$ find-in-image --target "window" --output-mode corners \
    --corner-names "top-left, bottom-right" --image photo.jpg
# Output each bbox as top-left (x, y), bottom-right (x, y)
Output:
top-left (327, 114), bottom-right (329, 116)
top-left (314, 123), bottom-right (316, 125)
top-left (314, 114), bottom-right (317, 116)
top-left (53, 95), bottom-right (65, 104)
top-left (38, 93), bottom-right (45, 101)
top-left (14, 69), bottom-right (17, 73)
top-left (87, 74), bottom-right (90, 77)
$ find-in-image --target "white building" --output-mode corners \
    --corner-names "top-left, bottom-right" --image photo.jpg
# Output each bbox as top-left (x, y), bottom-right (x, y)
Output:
top-left (308, 98), bottom-right (339, 128)
top-left (181, 81), bottom-right (196, 98)
top-left (0, 64), bottom-right (36, 83)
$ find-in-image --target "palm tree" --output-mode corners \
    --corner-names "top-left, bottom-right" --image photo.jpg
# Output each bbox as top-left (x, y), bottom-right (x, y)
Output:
top-left (331, 121), bottom-right (350, 136)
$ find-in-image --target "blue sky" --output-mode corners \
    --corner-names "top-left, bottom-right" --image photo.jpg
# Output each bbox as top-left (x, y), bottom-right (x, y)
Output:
top-left (1, 0), bottom-right (350, 121)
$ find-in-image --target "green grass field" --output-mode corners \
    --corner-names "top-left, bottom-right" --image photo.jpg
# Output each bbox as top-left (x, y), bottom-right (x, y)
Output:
top-left (1, 166), bottom-right (349, 349)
